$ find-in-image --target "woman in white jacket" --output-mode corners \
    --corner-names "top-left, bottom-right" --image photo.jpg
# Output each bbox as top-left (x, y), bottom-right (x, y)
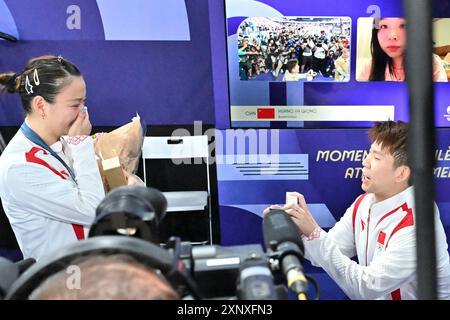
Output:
top-left (0, 55), bottom-right (105, 260)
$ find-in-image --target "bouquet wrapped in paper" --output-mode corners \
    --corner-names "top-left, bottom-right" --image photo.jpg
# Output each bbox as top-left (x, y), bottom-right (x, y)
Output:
top-left (94, 114), bottom-right (145, 192)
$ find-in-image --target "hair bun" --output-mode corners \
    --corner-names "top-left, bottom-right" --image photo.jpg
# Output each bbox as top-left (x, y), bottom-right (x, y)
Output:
top-left (0, 72), bottom-right (19, 93)
top-left (8, 73), bottom-right (18, 89)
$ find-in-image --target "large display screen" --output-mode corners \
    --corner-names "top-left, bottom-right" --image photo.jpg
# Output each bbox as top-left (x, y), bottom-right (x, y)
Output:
top-left (225, 0), bottom-right (450, 128)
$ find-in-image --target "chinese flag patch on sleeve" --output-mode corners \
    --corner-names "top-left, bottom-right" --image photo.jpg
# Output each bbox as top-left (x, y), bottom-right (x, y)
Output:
top-left (377, 231), bottom-right (386, 245)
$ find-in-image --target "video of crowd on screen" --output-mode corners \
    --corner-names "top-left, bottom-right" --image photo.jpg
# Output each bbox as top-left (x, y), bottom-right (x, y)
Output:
top-left (237, 16), bottom-right (352, 82)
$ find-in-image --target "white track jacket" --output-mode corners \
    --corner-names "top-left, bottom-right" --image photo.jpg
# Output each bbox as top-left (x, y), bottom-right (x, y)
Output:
top-left (0, 129), bottom-right (105, 260)
top-left (304, 186), bottom-right (450, 299)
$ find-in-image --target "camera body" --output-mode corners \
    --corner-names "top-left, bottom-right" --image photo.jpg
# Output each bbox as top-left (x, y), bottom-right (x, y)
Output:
top-left (87, 186), bottom-right (293, 299)
top-left (170, 240), bottom-right (288, 299)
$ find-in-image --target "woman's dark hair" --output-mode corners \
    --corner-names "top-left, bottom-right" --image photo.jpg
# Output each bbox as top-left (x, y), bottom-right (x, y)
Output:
top-left (369, 18), bottom-right (402, 81)
top-left (0, 55), bottom-right (82, 114)
top-left (286, 59), bottom-right (299, 73)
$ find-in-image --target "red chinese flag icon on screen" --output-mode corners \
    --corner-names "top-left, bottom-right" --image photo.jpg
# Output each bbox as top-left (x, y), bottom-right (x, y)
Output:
top-left (257, 108), bottom-right (275, 119)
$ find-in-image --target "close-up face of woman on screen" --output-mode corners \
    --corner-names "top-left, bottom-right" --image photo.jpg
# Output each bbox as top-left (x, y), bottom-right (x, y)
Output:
top-left (376, 18), bottom-right (406, 60)
top-left (358, 16), bottom-right (448, 82)
top-left (370, 17), bottom-right (406, 81)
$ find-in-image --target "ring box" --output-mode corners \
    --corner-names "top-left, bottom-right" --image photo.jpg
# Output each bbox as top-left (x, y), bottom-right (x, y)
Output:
top-left (286, 193), bottom-right (299, 206)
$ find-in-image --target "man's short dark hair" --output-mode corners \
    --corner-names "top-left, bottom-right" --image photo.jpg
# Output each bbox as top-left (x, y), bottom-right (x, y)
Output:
top-left (29, 254), bottom-right (180, 300)
top-left (368, 121), bottom-right (409, 168)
